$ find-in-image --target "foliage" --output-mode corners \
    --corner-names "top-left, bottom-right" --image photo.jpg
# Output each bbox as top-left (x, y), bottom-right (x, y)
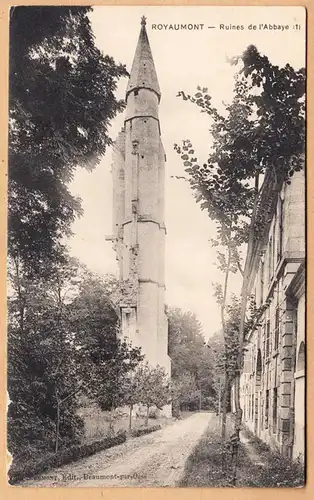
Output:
top-left (171, 373), bottom-right (198, 416)
top-left (167, 306), bottom-right (205, 355)
top-left (123, 368), bottom-right (147, 431)
top-left (7, 256), bottom-right (86, 457)
top-left (205, 298), bottom-right (240, 417)
top-left (175, 46), bottom-right (305, 222)
top-left (7, 256), bottom-right (139, 459)
top-left (126, 362), bottom-right (171, 425)
top-left (66, 271), bottom-right (141, 386)
top-left (223, 297), bottom-right (241, 379)
top-left (91, 340), bottom-right (144, 413)
top-left (135, 363), bottom-right (171, 423)
top-left (66, 270), bottom-right (144, 417)
top-left (9, 6), bottom-right (128, 276)
top-left (167, 306), bottom-right (215, 411)
top-left (174, 44), bottom-right (305, 284)
top-left (9, 431), bottom-right (127, 484)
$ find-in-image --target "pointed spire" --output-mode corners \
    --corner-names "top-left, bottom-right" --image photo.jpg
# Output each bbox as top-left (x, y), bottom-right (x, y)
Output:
top-left (126, 17), bottom-right (161, 100)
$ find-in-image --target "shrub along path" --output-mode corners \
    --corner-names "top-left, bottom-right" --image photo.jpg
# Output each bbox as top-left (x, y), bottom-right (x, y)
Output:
top-left (20, 412), bottom-right (212, 487)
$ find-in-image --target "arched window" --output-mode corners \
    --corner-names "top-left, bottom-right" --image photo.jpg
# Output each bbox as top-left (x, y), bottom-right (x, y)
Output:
top-left (297, 341), bottom-right (305, 372)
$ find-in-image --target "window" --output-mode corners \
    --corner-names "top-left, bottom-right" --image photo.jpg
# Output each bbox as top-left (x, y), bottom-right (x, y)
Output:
top-left (277, 197), bottom-right (284, 262)
top-left (268, 237), bottom-right (273, 282)
top-left (297, 342), bottom-right (305, 372)
top-left (272, 223), bottom-right (276, 274)
top-left (266, 320), bottom-right (270, 357)
top-left (260, 260), bottom-right (264, 306)
top-left (274, 307), bottom-right (280, 350)
top-left (265, 389), bottom-right (269, 428)
top-left (273, 388), bottom-right (278, 432)
top-left (125, 312), bottom-right (131, 335)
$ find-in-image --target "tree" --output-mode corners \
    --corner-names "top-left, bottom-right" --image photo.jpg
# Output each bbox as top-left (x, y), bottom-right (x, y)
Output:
top-left (171, 373), bottom-right (198, 417)
top-left (7, 256), bottom-right (87, 457)
top-left (123, 370), bottom-right (143, 432)
top-left (7, 257), bottom-right (141, 457)
top-left (137, 363), bottom-right (171, 425)
top-left (91, 339), bottom-right (143, 433)
top-left (167, 306), bottom-right (215, 412)
top-left (175, 45), bottom-right (305, 448)
top-left (9, 6), bottom-right (128, 276)
top-left (65, 269), bottom-right (143, 433)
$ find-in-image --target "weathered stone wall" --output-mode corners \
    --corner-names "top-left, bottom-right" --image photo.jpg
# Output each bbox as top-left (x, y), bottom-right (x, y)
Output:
top-left (239, 169), bottom-right (305, 458)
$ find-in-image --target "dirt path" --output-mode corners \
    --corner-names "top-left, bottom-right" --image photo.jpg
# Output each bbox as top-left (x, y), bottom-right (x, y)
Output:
top-left (21, 412), bottom-right (212, 488)
top-left (239, 429), bottom-right (266, 467)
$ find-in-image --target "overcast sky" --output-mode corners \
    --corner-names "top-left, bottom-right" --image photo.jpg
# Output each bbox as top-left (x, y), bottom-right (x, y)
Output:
top-left (67, 6), bottom-right (305, 339)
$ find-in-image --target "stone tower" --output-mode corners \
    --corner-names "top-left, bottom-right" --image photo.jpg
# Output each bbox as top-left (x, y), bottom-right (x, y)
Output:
top-left (111, 17), bottom-right (171, 379)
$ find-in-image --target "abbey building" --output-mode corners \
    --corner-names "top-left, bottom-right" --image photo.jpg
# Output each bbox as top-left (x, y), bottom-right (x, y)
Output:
top-left (234, 167), bottom-right (305, 460)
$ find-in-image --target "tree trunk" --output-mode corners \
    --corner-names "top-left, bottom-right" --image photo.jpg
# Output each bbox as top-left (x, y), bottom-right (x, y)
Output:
top-left (55, 400), bottom-right (60, 453)
top-left (233, 174), bottom-right (260, 440)
top-left (145, 406), bottom-right (149, 426)
top-left (221, 372), bottom-right (229, 441)
top-left (217, 380), bottom-right (222, 417)
top-left (109, 404), bottom-right (115, 434)
top-left (220, 245), bottom-right (232, 440)
top-left (129, 405), bottom-right (133, 432)
top-left (231, 173), bottom-right (262, 485)
top-left (13, 256), bottom-right (25, 334)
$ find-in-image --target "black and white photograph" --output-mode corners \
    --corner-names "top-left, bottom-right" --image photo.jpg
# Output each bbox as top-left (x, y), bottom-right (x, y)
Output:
top-left (7, 5), bottom-right (306, 488)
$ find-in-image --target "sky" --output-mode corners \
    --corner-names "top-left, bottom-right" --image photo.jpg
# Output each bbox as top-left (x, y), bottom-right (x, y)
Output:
top-left (67, 6), bottom-right (305, 339)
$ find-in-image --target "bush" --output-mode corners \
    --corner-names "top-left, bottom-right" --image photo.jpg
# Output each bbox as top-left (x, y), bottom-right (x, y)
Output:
top-left (8, 431), bottom-right (126, 485)
top-left (131, 425), bottom-right (161, 437)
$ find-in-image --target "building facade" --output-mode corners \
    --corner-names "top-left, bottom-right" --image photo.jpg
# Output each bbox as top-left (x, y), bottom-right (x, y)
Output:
top-left (109, 18), bottom-right (171, 384)
top-left (239, 168), bottom-right (305, 460)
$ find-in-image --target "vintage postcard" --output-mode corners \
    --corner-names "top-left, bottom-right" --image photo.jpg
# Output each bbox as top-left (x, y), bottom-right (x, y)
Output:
top-left (5, 4), bottom-right (306, 489)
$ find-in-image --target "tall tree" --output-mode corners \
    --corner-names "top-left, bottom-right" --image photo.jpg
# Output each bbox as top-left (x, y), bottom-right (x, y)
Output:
top-left (9, 6), bottom-right (128, 276)
top-left (7, 256), bottom-right (86, 457)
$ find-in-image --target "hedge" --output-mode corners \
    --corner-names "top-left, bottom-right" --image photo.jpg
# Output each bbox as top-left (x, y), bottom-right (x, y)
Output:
top-left (131, 424), bottom-right (161, 437)
top-left (9, 431), bottom-right (127, 485)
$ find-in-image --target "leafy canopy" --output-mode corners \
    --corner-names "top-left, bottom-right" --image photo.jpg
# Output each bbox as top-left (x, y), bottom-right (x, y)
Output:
top-left (9, 6), bottom-right (128, 276)
top-left (174, 45), bottom-right (305, 248)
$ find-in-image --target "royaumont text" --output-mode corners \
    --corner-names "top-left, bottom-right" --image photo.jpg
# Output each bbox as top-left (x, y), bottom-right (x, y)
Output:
top-left (151, 23), bottom-right (294, 31)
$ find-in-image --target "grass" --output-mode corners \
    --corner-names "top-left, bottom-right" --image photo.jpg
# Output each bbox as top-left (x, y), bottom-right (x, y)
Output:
top-left (78, 404), bottom-right (170, 443)
top-left (179, 414), bottom-right (305, 488)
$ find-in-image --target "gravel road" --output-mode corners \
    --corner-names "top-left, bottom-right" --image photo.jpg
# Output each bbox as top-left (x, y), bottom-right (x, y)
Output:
top-left (21, 412), bottom-right (213, 487)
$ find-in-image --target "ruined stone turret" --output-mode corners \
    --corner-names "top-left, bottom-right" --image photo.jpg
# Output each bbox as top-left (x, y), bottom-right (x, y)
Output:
top-left (111, 18), bottom-right (171, 392)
